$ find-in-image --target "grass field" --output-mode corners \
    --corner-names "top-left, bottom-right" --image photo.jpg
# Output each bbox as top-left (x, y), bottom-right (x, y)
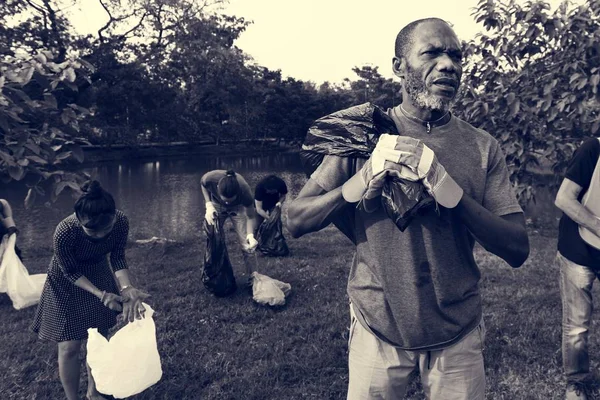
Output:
top-left (2, 215), bottom-right (600, 399)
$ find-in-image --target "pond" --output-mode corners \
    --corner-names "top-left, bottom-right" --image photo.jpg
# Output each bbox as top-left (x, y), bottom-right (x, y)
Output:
top-left (2, 151), bottom-right (562, 251)
top-left (2, 152), bottom-right (309, 250)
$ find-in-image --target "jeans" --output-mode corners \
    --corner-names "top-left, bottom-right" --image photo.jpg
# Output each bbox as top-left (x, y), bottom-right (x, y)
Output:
top-left (347, 305), bottom-right (486, 400)
top-left (558, 251), bottom-right (598, 384)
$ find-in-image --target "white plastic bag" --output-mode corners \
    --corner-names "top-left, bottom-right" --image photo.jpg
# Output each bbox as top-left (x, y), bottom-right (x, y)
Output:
top-left (0, 234), bottom-right (46, 310)
top-left (252, 271), bottom-right (291, 306)
top-left (86, 303), bottom-right (162, 399)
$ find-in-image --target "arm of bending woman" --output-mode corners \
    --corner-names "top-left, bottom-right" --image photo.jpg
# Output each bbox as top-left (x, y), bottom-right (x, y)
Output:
top-left (111, 215), bottom-right (150, 321)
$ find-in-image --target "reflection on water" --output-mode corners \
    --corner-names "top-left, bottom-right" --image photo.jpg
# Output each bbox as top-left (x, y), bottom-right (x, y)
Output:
top-left (1, 152), bottom-right (308, 250)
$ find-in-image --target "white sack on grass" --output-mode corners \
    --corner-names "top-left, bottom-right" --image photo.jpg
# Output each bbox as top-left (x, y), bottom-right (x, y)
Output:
top-left (87, 303), bottom-right (162, 399)
top-left (0, 234), bottom-right (46, 310)
top-left (252, 271), bottom-right (291, 306)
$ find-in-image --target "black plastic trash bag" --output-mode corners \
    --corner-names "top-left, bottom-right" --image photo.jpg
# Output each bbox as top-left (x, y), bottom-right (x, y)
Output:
top-left (300, 102), bottom-right (434, 236)
top-left (256, 206), bottom-right (289, 257)
top-left (202, 220), bottom-right (237, 297)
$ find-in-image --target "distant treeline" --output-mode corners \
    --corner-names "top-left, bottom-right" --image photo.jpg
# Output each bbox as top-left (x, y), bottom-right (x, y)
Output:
top-left (2, 0), bottom-right (600, 205)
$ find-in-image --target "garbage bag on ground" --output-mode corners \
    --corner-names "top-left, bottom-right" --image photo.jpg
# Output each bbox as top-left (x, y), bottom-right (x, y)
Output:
top-left (300, 102), bottom-right (435, 237)
top-left (0, 234), bottom-right (46, 310)
top-left (256, 205), bottom-right (289, 257)
top-left (251, 271), bottom-right (291, 306)
top-left (201, 219), bottom-right (237, 297)
top-left (87, 303), bottom-right (162, 399)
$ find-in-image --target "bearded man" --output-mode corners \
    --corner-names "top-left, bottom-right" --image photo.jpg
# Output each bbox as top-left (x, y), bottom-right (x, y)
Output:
top-left (287, 17), bottom-right (529, 400)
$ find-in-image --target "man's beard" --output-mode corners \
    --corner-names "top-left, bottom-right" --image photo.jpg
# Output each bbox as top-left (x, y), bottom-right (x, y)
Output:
top-left (404, 64), bottom-right (454, 112)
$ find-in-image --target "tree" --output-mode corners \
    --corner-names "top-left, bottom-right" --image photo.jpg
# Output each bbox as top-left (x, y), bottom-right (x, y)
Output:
top-left (455, 0), bottom-right (600, 203)
top-left (343, 65), bottom-right (402, 109)
top-left (0, 0), bottom-right (74, 62)
top-left (0, 49), bottom-right (93, 207)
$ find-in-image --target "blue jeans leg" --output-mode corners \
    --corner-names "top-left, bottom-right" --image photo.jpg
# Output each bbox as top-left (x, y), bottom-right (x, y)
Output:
top-left (558, 252), bottom-right (596, 384)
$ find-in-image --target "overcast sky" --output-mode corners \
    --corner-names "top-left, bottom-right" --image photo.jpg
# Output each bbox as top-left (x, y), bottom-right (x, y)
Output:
top-left (67, 0), bottom-right (576, 84)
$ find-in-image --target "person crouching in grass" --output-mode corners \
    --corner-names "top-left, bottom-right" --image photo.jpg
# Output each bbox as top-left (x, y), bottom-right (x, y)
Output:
top-left (31, 180), bottom-right (150, 400)
top-left (201, 169), bottom-right (259, 287)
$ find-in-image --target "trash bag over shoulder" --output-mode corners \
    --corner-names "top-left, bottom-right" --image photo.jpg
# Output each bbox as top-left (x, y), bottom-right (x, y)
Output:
top-left (202, 220), bottom-right (237, 297)
top-left (300, 102), bottom-right (434, 235)
top-left (0, 234), bottom-right (46, 310)
top-left (86, 303), bottom-right (162, 399)
top-left (256, 205), bottom-right (289, 257)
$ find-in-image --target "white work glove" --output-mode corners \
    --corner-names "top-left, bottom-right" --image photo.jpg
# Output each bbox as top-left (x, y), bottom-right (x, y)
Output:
top-left (378, 134), bottom-right (464, 208)
top-left (205, 202), bottom-right (217, 225)
top-left (342, 135), bottom-right (418, 203)
top-left (244, 233), bottom-right (258, 252)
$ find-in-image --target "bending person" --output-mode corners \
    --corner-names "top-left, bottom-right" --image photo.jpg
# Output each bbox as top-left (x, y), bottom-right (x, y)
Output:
top-left (254, 174), bottom-right (288, 226)
top-left (31, 180), bottom-right (149, 400)
top-left (201, 169), bottom-right (259, 283)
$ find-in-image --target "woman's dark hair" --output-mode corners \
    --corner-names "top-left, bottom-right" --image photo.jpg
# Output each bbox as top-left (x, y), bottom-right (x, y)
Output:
top-left (74, 180), bottom-right (116, 229)
top-left (217, 169), bottom-right (240, 198)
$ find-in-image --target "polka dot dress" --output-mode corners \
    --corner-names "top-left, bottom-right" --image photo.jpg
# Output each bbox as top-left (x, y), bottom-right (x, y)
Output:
top-left (31, 210), bottom-right (129, 342)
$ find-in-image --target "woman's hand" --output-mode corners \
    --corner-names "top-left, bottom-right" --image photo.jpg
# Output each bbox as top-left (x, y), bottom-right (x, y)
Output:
top-left (120, 286), bottom-right (151, 322)
top-left (100, 291), bottom-right (126, 312)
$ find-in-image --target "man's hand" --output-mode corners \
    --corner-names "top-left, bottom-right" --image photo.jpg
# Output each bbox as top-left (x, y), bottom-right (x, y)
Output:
top-left (205, 202), bottom-right (217, 225)
top-left (378, 134), bottom-right (464, 209)
top-left (120, 286), bottom-right (151, 322)
top-left (244, 233), bottom-right (258, 252)
top-left (342, 135), bottom-right (418, 203)
top-left (100, 291), bottom-right (126, 312)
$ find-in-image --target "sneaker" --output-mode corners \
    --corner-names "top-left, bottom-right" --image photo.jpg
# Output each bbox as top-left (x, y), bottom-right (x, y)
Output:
top-left (566, 382), bottom-right (588, 400)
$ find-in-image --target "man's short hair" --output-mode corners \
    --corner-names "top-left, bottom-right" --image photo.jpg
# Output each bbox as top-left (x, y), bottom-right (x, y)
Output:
top-left (394, 17), bottom-right (451, 58)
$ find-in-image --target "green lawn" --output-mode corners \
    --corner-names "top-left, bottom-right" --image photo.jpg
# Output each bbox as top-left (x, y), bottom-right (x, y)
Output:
top-left (1, 221), bottom-right (599, 399)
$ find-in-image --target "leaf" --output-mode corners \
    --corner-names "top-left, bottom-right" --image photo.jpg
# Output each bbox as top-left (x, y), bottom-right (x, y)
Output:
top-left (509, 99), bottom-right (521, 118)
top-left (41, 50), bottom-right (54, 60)
top-left (53, 181), bottom-right (69, 198)
top-left (63, 81), bottom-right (79, 92)
top-left (569, 73), bottom-right (581, 84)
top-left (26, 155), bottom-right (48, 165)
top-left (506, 92), bottom-right (516, 105)
top-left (60, 108), bottom-right (77, 125)
top-left (8, 165), bottom-right (26, 181)
top-left (6, 111), bottom-right (27, 123)
top-left (25, 142), bottom-right (42, 155)
top-left (0, 150), bottom-right (13, 164)
top-left (17, 67), bottom-right (35, 85)
top-left (50, 127), bottom-right (64, 138)
top-left (69, 144), bottom-right (84, 163)
top-left (65, 67), bottom-right (76, 83)
top-left (24, 188), bottom-right (36, 209)
top-left (79, 59), bottom-right (95, 73)
top-left (44, 93), bottom-right (58, 109)
top-left (592, 119), bottom-right (600, 134)
top-left (55, 151), bottom-right (73, 161)
top-left (54, 180), bottom-right (81, 199)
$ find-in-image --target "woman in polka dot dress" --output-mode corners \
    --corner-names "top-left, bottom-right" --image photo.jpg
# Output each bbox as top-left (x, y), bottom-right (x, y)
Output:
top-left (31, 180), bottom-right (150, 400)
